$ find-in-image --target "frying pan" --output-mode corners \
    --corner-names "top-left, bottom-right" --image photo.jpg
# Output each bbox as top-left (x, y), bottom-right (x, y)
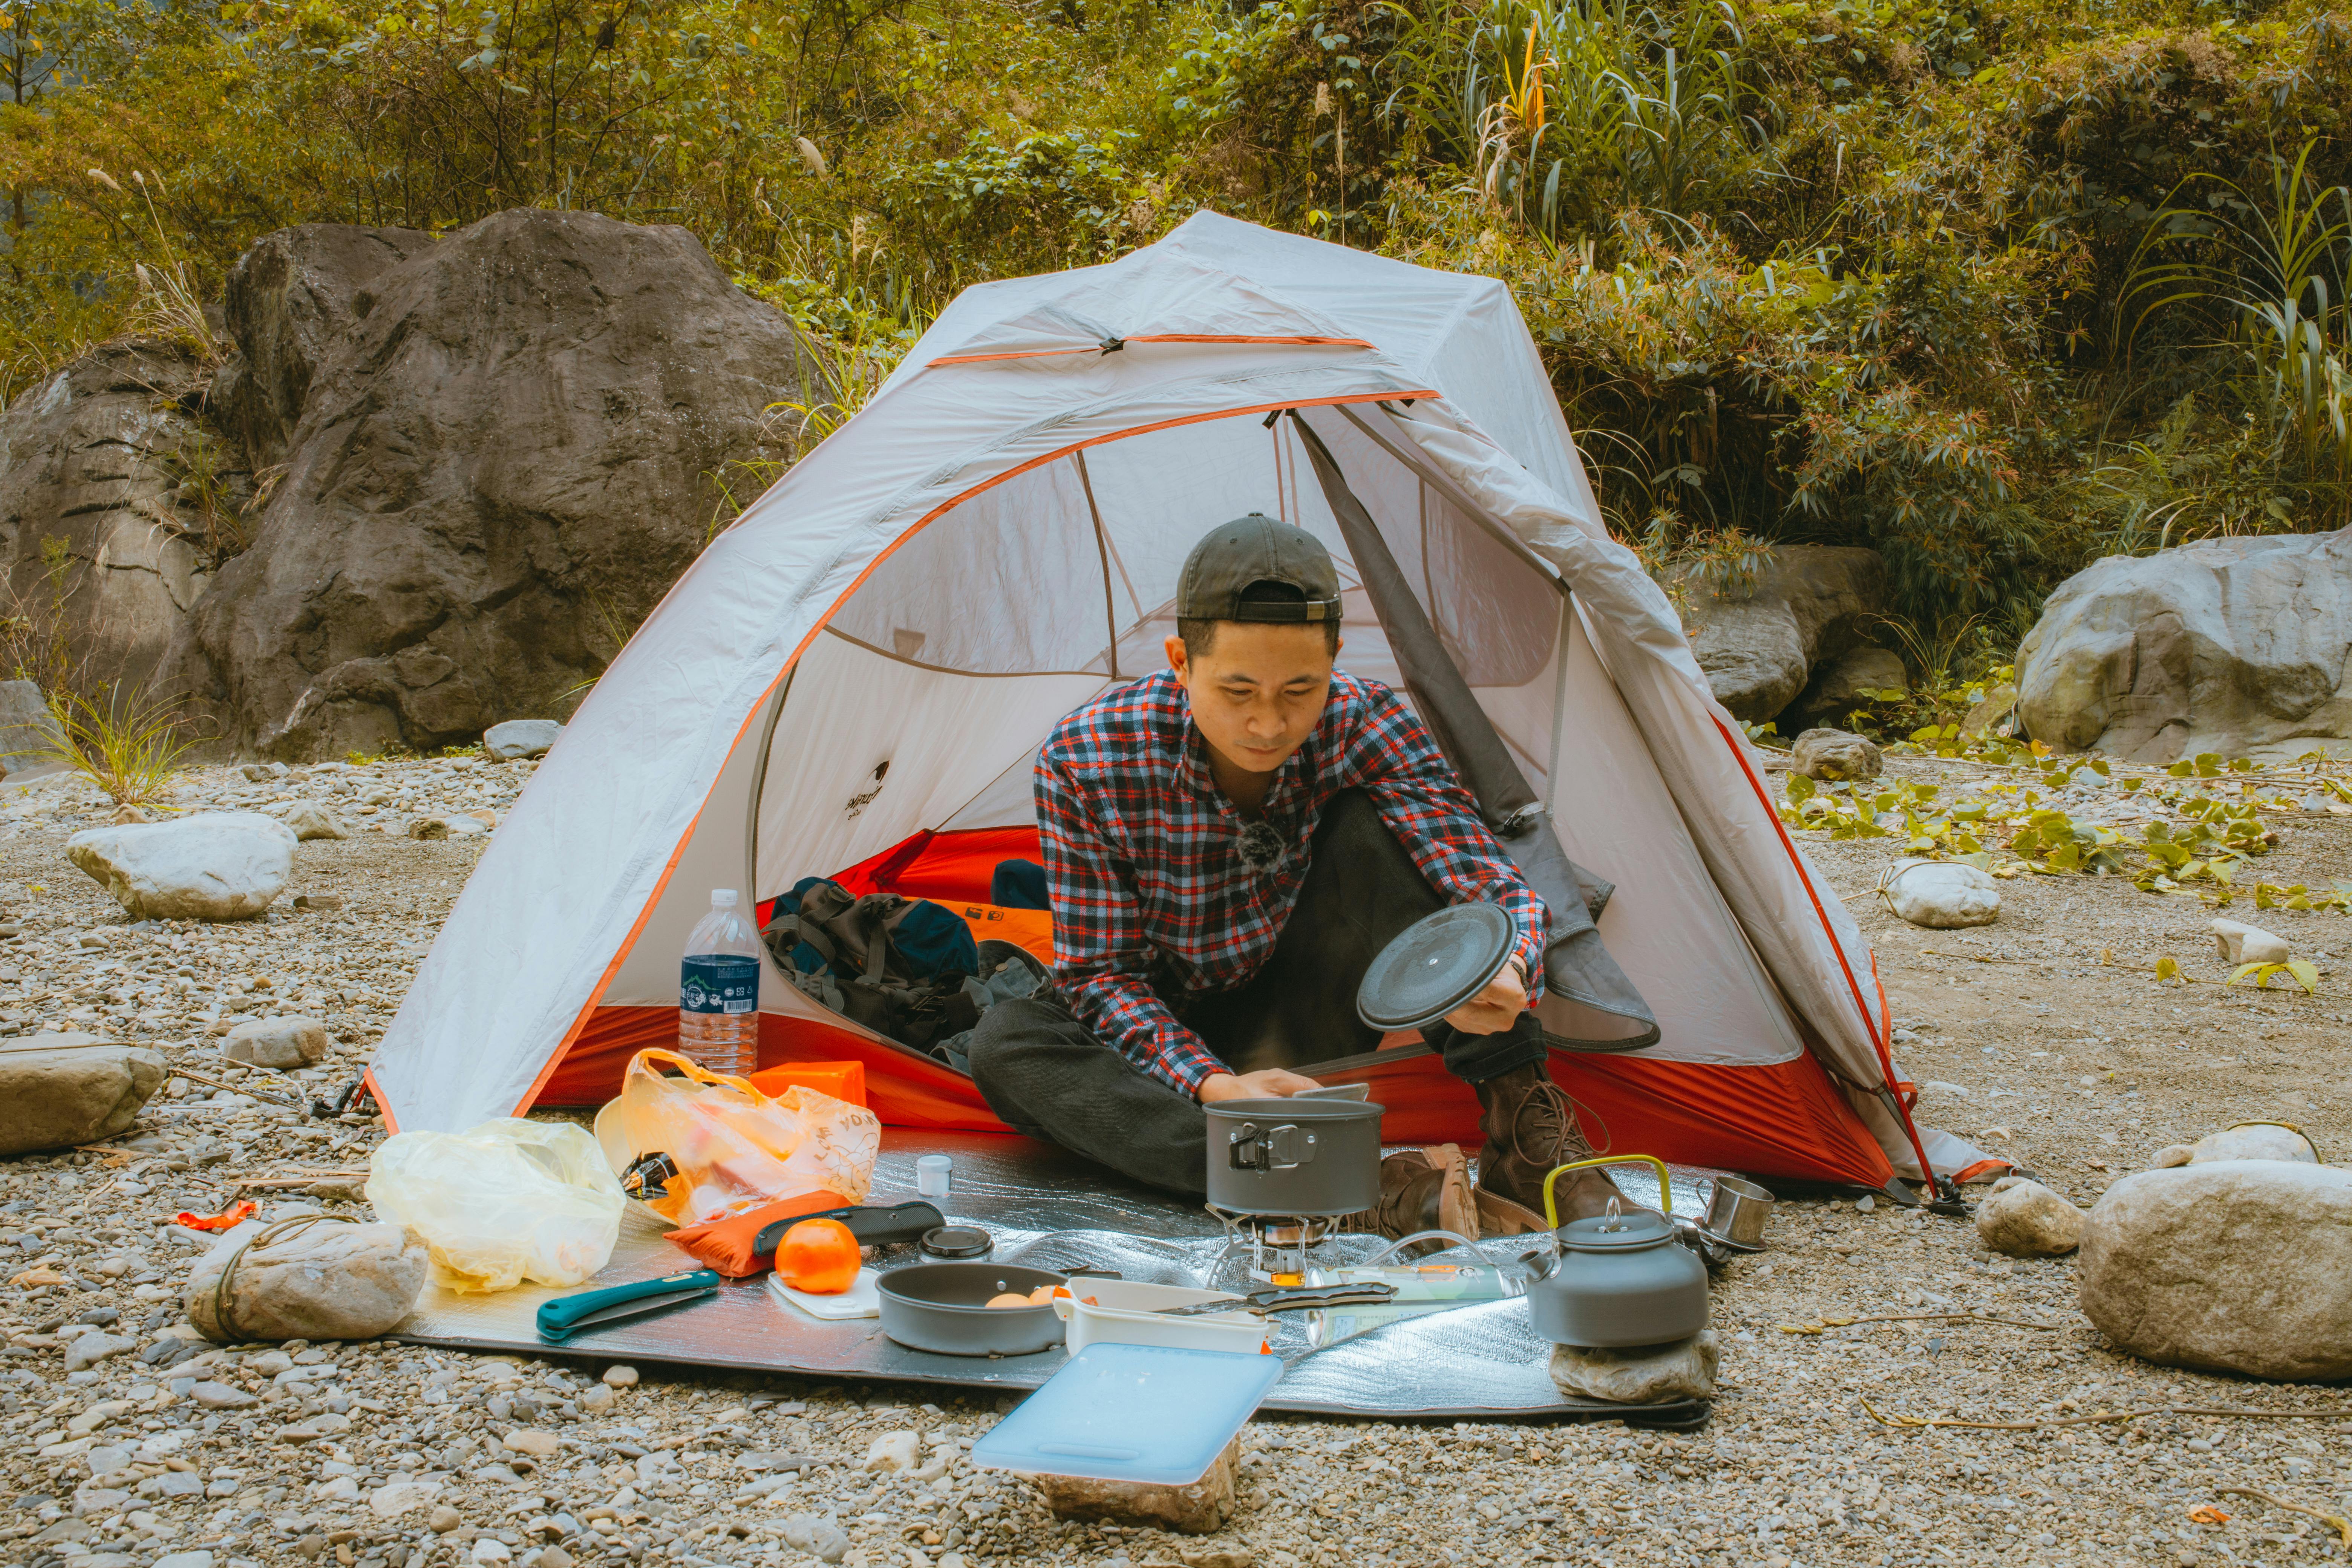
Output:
top-left (876, 1262), bottom-right (1071, 1357)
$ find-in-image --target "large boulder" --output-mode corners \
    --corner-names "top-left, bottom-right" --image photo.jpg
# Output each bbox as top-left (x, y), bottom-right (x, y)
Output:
top-left (1790, 645), bottom-right (1907, 729)
top-left (66, 810), bottom-right (296, 920)
top-left (210, 224), bottom-right (436, 471)
top-left (168, 209), bottom-right (806, 758)
top-left (2017, 533), bottom-right (2352, 763)
top-left (0, 343), bottom-right (219, 692)
top-left (2077, 1160), bottom-right (2352, 1381)
top-left (0, 1035), bottom-right (168, 1155)
top-left (1680, 547), bottom-right (1886, 723)
top-left (0, 678), bottom-right (67, 779)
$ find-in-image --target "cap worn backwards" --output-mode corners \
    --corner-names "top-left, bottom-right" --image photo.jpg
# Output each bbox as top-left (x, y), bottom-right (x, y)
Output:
top-left (1175, 513), bottom-right (1343, 624)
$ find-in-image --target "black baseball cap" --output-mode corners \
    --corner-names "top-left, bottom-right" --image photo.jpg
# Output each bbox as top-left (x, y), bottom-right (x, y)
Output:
top-left (1175, 513), bottom-right (1343, 623)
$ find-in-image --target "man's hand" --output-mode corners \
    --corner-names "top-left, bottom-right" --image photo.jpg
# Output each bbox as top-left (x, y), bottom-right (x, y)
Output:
top-left (1444, 957), bottom-right (1528, 1035)
top-left (1198, 1068), bottom-right (1324, 1104)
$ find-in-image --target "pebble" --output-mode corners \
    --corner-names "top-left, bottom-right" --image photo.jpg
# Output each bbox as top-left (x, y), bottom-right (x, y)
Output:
top-left (602, 1364), bottom-right (639, 1387)
top-left (188, 1380), bottom-right (259, 1409)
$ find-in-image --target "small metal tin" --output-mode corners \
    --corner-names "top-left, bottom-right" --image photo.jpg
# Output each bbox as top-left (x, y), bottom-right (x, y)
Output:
top-left (919, 1225), bottom-right (993, 1260)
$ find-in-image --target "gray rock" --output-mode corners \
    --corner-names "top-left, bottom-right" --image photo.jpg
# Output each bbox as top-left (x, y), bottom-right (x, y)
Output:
top-left (2017, 531), bottom-right (2352, 763)
top-left (279, 801), bottom-right (347, 841)
top-left (65, 811), bottom-right (295, 921)
top-left (153, 1552), bottom-right (215, 1568)
top-left (210, 224), bottom-right (435, 471)
top-left (1031, 1438), bottom-right (1241, 1535)
top-left (223, 1015), bottom-right (331, 1070)
top-left (86, 1445), bottom-right (132, 1475)
top-left (1877, 858), bottom-right (2000, 929)
top-left (1973, 1178), bottom-right (2084, 1256)
top-left (1791, 727), bottom-right (1883, 781)
top-left (779, 1513), bottom-right (851, 1563)
top-left (184, 1217), bottom-right (428, 1343)
top-left (0, 679), bottom-right (68, 781)
top-left (483, 720), bottom-right (562, 762)
top-left (1681, 546), bottom-right (1887, 723)
top-left (148, 1470), bottom-right (205, 1498)
top-left (408, 814), bottom-right (487, 840)
top-left (0, 345), bottom-right (218, 698)
top-left (2148, 1144), bottom-right (2195, 1168)
top-left (190, 1380), bottom-right (258, 1408)
top-left (1548, 1330), bottom-right (1720, 1403)
top-left (2189, 1122), bottom-right (2317, 1164)
top-left (2078, 1159), bottom-right (2352, 1381)
top-left (2209, 918), bottom-right (2291, 967)
top-left (62, 1332), bottom-right (137, 1373)
top-left (165, 209), bottom-right (807, 760)
top-left (0, 1035), bottom-right (166, 1155)
top-left (1792, 645), bottom-right (1907, 726)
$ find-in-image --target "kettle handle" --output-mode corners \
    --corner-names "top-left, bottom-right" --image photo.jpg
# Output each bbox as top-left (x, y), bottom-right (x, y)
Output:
top-left (1541, 1155), bottom-right (1673, 1228)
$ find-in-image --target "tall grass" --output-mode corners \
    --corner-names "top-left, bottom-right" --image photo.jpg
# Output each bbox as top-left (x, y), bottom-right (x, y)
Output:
top-left (40, 684), bottom-right (200, 806)
top-left (2117, 139), bottom-right (2352, 533)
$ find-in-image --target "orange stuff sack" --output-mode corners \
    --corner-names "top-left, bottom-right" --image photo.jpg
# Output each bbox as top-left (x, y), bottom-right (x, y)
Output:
top-left (665, 1190), bottom-right (849, 1278)
top-left (608, 1049), bottom-right (879, 1226)
top-left (951, 902), bottom-right (1054, 966)
top-left (746, 1060), bottom-right (868, 1108)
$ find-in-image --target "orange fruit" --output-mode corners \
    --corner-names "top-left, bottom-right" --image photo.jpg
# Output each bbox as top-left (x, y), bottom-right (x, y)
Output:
top-left (775, 1218), bottom-right (861, 1294)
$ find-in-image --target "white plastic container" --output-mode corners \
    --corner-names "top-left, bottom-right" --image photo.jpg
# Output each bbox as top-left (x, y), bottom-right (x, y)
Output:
top-left (680, 888), bottom-right (761, 1075)
top-left (1051, 1278), bottom-right (1268, 1357)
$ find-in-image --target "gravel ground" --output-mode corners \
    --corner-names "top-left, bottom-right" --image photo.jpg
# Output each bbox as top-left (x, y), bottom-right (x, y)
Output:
top-left (2, 753), bottom-right (2348, 1568)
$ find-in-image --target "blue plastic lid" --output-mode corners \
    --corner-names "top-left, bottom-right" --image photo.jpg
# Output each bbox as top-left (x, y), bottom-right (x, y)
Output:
top-left (971, 1342), bottom-right (1282, 1486)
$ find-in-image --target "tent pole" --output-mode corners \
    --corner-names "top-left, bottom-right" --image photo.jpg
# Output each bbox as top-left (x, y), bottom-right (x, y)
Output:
top-left (1545, 594), bottom-right (1571, 818)
top-left (1072, 450), bottom-right (1121, 680)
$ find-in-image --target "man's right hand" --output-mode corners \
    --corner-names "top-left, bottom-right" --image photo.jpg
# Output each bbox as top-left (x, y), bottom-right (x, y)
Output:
top-left (1198, 1068), bottom-right (1324, 1104)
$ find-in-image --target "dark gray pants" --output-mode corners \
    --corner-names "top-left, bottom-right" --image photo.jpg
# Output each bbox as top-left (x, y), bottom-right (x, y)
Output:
top-left (967, 789), bottom-right (1546, 1196)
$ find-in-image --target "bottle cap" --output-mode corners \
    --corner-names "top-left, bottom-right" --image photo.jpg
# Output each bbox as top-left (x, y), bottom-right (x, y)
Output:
top-left (712, 889), bottom-right (740, 907)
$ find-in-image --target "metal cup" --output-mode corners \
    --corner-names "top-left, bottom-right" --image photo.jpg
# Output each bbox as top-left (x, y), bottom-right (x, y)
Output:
top-left (1698, 1175), bottom-right (1775, 1251)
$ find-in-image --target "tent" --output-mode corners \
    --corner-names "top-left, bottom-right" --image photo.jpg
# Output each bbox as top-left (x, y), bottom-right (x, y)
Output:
top-left (368, 213), bottom-right (1995, 1196)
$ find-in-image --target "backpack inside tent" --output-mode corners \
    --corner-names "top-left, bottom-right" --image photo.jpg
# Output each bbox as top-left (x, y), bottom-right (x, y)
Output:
top-left (367, 212), bottom-right (2000, 1198)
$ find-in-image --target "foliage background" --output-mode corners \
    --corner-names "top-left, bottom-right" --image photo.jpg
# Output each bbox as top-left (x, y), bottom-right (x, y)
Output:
top-left (5, 0), bottom-right (2350, 648)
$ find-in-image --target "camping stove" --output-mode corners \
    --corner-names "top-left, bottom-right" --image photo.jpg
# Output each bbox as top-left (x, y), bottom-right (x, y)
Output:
top-left (1205, 1207), bottom-right (1350, 1285)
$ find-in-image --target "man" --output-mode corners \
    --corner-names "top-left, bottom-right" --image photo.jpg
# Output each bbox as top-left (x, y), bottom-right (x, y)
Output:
top-left (967, 513), bottom-right (1621, 1236)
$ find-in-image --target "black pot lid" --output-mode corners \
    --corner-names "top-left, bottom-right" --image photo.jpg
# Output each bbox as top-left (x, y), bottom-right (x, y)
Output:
top-left (1558, 1208), bottom-right (1675, 1251)
top-left (1355, 902), bottom-right (1517, 1031)
top-left (919, 1225), bottom-right (993, 1259)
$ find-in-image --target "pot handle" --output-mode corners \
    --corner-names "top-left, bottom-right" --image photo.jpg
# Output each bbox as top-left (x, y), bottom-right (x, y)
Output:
top-left (1228, 1121), bottom-right (1315, 1171)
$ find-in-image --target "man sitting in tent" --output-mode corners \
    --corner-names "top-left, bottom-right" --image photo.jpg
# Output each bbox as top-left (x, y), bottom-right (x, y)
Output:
top-left (967, 514), bottom-right (1622, 1237)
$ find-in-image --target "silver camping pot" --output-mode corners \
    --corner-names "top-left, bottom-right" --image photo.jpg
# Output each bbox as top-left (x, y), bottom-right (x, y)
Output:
top-left (1202, 1097), bottom-right (1384, 1217)
top-left (1697, 1175), bottom-right (1775, 1252)
top-left (1525, 1204), bottom-right (1709, 1348)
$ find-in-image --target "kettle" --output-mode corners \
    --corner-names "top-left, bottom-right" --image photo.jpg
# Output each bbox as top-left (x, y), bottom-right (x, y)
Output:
top-left (1522, 1157), bottom-right (1709, 1349)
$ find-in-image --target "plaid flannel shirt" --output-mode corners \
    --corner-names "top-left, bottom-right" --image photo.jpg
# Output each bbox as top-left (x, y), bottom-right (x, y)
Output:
top-left (1034, 668), bottom-right (1548, 1097)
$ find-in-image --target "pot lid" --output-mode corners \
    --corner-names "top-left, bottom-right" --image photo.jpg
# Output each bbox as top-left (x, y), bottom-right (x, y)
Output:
top-left (1557, 1207), bottom-right (1676, 1251)
top-left (920, 1225), bottom-right (993, 1260)
top-left (1355, 903), bottom-right (1516, 1031)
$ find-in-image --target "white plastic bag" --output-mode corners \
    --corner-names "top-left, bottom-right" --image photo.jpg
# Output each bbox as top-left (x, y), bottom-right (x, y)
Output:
top-left (366, 1118), bottom-right (626, 1293)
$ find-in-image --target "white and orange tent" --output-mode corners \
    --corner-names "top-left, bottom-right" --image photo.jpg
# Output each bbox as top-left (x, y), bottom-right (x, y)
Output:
top-left (369, 213), bottom-right (1994, 1196)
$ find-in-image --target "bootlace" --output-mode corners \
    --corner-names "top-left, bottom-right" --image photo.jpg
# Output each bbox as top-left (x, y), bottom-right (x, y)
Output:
top-left (1520, 1076), bottom-right (1611, 1159)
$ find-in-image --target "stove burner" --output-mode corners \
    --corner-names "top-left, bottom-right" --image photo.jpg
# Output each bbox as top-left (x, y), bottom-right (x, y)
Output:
top-left (1206, 1206), bottom-right (1348, 1284)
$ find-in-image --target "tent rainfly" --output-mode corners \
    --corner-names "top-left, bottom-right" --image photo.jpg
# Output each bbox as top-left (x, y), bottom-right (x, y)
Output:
top-left (369, 212), bottom-right (1999, 1199)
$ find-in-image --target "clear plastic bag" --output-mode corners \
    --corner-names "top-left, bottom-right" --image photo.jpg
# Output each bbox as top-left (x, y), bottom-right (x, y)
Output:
top-left (366, 1118), bottom-right (627, 1294)
top-left (604, 1049), bottom-right (880, 1225)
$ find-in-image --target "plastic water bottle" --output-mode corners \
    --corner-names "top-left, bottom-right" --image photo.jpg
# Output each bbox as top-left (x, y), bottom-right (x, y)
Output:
top-left (680, 888), bottom-right (760, 1076)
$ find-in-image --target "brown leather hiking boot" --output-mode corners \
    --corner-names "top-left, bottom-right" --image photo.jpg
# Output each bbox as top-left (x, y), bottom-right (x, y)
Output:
top-left (1340, 1145), bottom-right (1476, 1240)
top-left (1472, 1064), bottom-right (1627, 1228)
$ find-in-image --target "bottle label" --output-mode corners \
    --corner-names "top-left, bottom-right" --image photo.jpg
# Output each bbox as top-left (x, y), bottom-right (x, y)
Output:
top-left (682, 956), bottom-right (759, 1015)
